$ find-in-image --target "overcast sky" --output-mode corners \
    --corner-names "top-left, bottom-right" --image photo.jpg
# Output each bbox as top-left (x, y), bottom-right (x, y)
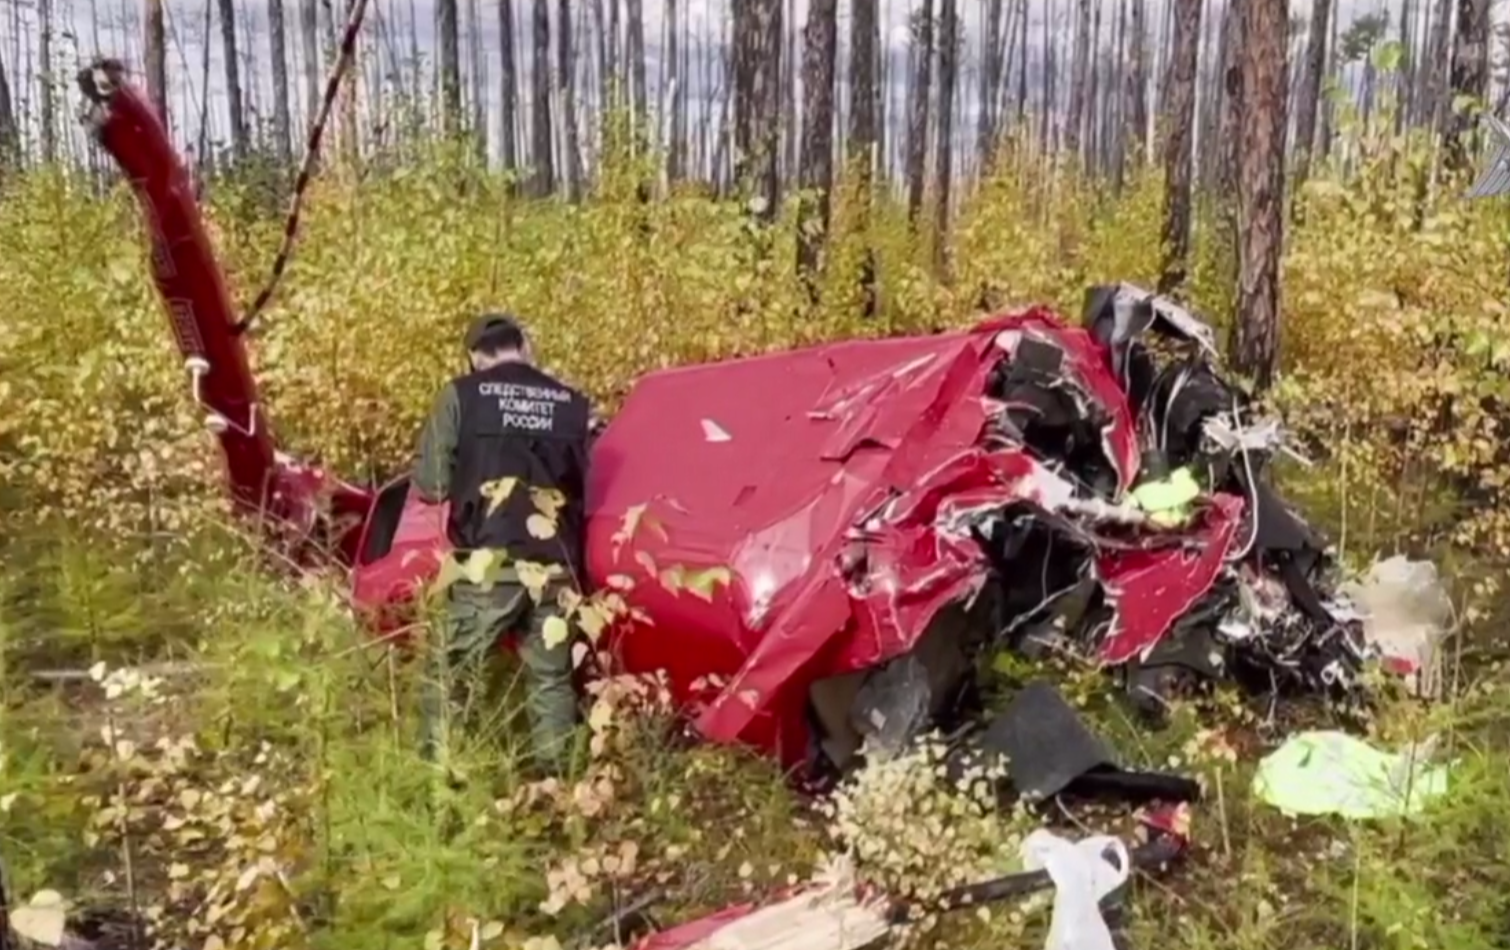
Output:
top-left (0, 0), bottom-right (1493, 163)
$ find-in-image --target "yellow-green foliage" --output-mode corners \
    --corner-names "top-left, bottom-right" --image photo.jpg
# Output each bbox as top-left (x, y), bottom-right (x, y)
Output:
top-left (4, 122), bottom-right (1509, 557)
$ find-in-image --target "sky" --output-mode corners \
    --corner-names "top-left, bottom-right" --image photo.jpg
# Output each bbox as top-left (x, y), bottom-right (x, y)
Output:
top-left (0, 0), bottom-right (1492, 165)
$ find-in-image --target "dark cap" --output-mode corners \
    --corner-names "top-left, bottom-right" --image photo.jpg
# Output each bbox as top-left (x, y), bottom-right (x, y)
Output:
top-left (464, 312), bottom-right (526, 351)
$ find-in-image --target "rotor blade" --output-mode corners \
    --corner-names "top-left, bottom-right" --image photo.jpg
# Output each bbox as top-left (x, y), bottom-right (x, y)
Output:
top-left (1465, 113), bottom-right (1510, 199)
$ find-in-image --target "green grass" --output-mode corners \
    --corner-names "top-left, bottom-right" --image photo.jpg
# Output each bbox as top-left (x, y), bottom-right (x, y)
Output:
top-left (6, 465), bottom-right (1510, 950)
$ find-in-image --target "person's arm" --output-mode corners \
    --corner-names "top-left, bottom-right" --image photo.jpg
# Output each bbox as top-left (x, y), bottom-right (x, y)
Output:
top-left (412, 382), bottom-right (460, 503)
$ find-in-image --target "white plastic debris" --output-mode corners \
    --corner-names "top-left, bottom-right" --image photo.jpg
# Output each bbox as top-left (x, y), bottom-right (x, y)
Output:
top-left (1020, 829), bottom-right (1131, 951)
top-left (1340, 555), bottom-right (1452, 698)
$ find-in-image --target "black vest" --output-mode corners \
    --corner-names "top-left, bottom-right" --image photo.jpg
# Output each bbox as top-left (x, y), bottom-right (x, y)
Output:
top-left (448, 361), bottom-right (591, 573)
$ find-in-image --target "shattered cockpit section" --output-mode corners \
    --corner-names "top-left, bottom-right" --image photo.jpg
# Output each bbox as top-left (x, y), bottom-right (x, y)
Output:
top-left (585, 283), bottom-right (1413, 773)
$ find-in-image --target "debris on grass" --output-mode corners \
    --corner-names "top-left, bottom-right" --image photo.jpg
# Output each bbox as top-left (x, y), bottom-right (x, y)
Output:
top-left (1251, 729), bottom-right (1451, 820)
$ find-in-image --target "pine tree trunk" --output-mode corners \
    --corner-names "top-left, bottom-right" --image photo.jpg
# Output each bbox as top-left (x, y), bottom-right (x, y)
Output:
top-left (268, 0), bottom-right (292, 165)
top-left (905, 0), bottom-right (934, 228)
top-left (935, 0), bottom-right (957, 272)
top-left (438, 0), bottom-right (462, 135)
top-left (1293, 0), bottom-right (1331, 189)
top-left (558, 0), bottom-right (580, 197)
top-left (1232, 0), bottom-right (1288, 390)
top-left (1157, 0), bottom-right (1202, 294)
top-left (499, 0), bottom-right (520, 170)
top-left (1445, 0), bottom-right (1490, 172)
top-left (144, 0), bottom-right (169, 127)
top-left (796, 0), bottom-right (837, 292)
top-left (217, 0), bottom-right (249, 161)
top-left (531, 0), bottom-right (555, 193)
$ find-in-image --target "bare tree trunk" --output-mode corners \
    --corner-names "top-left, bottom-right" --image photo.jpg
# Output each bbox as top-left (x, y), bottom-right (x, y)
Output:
top-left (850, 0), bottom-right (880, 316)
top-left (935, 0), bottom-right (957, 272)
top-left (1445, 0), bottom-right (1490, 172)
top-left (626, 0), bottom-right (647, 129)
top-left (531, 0), bottom-right (555, 192)
top-left (1293, 0), bottom-right (1331, 189)
top-left (733, 0), bottom-right (782, 218)
top-left (1127, 0), bottom-right (1149, 165)
top-left (300, 0), bottom-right (321, 133)
top-left (1157, 0), bottom-right (1202, 294)
top-left (1232, 0), bottom-right (1287, 389)
top-left (1427, 0), bottom-right (1453, 134)
top-left (796, 0), bottom-right (837, 293)
top-left (1066, 0), bottom-right (1092, 161)
top-left (499, 0), bottom-right (520, 170)
top-left (978, 0), bottom-right (1004, 165)
top-left (905, 0), bottom-right (934, 228)
top-left (438, 0), bottom-right (462, 134)
top-left (1217, 0), bottom-right (1244, 199)
top-left (267, 0), bottom-right (292, 165)
top-left (468, 0), bottom-right (488, 155)
top-left (667, 0), bottom-right (685, 181)
top-left (558, 0), bottom-right (580, 196)
top-left (38, 0), bottom-right (55, 163)
top-left (140, 0), bottom-right (170, 129)
top-left (215, 0), bottom-right (249, 161)
top-left (0, 49), bottom-right (15, 169)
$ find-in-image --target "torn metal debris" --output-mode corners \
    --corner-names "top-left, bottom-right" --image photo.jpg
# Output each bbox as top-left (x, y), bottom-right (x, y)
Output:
top-left (588, 282), bottom-right (1408, 773)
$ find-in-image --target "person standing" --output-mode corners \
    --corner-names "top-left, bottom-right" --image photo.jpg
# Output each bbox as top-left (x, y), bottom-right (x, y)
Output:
top-left (411, 313), bottom-right (592, 775)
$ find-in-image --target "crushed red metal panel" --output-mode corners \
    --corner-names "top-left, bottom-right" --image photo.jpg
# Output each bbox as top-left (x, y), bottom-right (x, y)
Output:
top-left (585, 310), bottom-right (1232, 763)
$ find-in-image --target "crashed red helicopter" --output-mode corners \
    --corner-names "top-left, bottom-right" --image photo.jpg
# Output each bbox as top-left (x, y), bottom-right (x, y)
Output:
top-left (76, 58), bottom-right (1401, 778)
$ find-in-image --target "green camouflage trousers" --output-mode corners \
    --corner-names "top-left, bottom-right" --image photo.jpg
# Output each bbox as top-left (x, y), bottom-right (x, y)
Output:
top-left (418, 574), bottom-right (579, 772)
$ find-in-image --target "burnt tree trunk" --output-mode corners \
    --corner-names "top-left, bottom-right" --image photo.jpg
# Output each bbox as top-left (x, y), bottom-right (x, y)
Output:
top-left (626, 0), bottom-right (647, 132)
top-left (1066, 0), bottom-right (1093, 161)
top-left (935, 0), bottom-right (957, 273)
top-left (217, 0), bottom-right (249, 161)
top-left (1293, 0), bottom-right (1331, 190)
top-left (1232, 0), bottom-right (1288, 390)
top-left (850, 0), bottom-right (881, 317)
top-left (733, 0), bottom-right (781, 219)
top-left (559, 0), bottom-right (580, 197)
top-left (905, 0), bottom-right (935, 229)
top-left (300, 0), bottom-right (320, 133)
top-left (1158, 0), bottom-right (1202, 294)
top-left (796, 0), bottom-right (837, 292)
top-left (0, 49), bottom-right (14, 169)
top-left (38, 0), bottom-right (55, 163)
top-left (531, 0), bottom-right (555, 193)
top-left (438, 0), bottom-right (463, 135)
top-left (498, 0), bottom-right (520, 170)
top-left (667, 0), bottom-right (685, 181)
top-left (268, 0), bottom-right (292, 165)
top-left (1445, 0), bottom-right (1490, 172)
top-left (144, 0), bottom-right (169, 127)
top-left (978, 0), bottom-right (1005, 164)
top-left (1127, 0), bottom-right (1149, 165)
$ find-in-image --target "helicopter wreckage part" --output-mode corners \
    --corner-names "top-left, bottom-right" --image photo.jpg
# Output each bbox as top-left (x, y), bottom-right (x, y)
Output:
top-left (76, 59), bottom-right (372, 562)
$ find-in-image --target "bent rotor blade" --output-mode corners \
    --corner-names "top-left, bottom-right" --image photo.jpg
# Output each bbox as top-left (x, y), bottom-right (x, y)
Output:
top-left (1465, 114), bottom-right (1510, 199)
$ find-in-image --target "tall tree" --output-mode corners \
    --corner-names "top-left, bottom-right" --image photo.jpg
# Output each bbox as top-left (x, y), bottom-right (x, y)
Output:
top-left (1293, 0), bottom-right (1332, 190)
top-left (559, 0), bottom-right (580, 197)
top-left (1445, 0), bottom-right (1490, 172)
top-left (1127, 0), bottom-right (1150, 163)
top-left (667, 0), bottom-right (686, 181)
top-left (0, 48), bottom-right (15, 169)
top-left (1216, 0), bottom-right (1244, 203)
top-left (905, 0), bottom-right (935, 228)
top-left (850, 0), bottom-right (881, 316)
top-left (1233, 0), bottom-right (1289, 389)
top-left (144, 0), bottom-right (169, 126)
top-left (935, 0), bottom-right (958, 272)
top-left (1066, 0), bottom-right (1093, 161)
top-left (498, 0), bottom-right (520, 170)
top-left (268, 0), bottom-right (292, 165)
top-left (38, 0), bottom-right (55, 163)
top-left (300, 0), bottom-right (320, 133)
top-left (531, 0), bottom-right (555, 193)
top-left (978, 0), bottom-right (1005, 165)
top-left (626, 0), bottom-right (647, 130)
top-left (217, 0), bottom-right (249, 161)
top-left (438, 0), bottom-right (463, 134)
top-left (1157, 0), bottom-right (1202, 294)
top-left (796, 0), bottom-right (837, 292)
top-left (733, 0), bottom-right (782, 219)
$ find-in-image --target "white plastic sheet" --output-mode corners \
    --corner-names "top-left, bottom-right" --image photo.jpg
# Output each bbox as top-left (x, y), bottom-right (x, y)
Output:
top-left (1020, 829), bottom-right (1131, 950)
top-left (1340, 555), bottom-right (1452, 698)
